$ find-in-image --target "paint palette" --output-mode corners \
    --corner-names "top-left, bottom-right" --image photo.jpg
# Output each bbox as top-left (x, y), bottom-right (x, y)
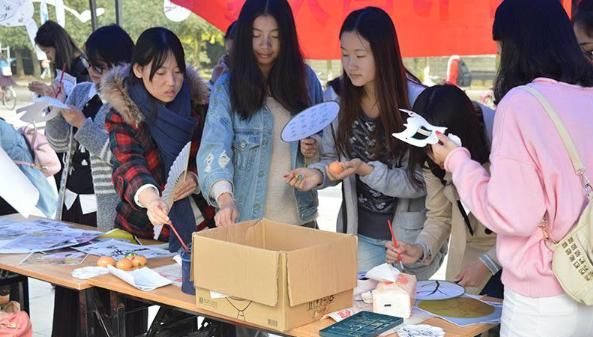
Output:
top-left (319, 311), bottom-right (403, 337)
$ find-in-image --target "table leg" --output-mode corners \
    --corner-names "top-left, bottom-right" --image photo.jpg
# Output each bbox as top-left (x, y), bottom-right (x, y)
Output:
top-left (77, 289), bottom-right (91, 337)
top-left (110, 291), bottom-right (126, 337)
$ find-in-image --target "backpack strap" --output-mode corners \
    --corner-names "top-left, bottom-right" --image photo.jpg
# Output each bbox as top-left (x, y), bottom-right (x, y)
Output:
top-left (523, 86), bottom-right (593, 245)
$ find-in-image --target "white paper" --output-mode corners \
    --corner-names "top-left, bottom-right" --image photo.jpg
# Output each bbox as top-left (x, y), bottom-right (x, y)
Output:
top-left (396, 324), bottom-right (445, 337)
top-left (0, 147), bottom-right (39, 217)
top-left (107, 265), bottom-right (172, 291)
top-left (64, 189), bottom-right (77, 211)
top-left (17, 96), bottom-right (69, 123)
top-left (152, 263), bottom-right (182, 287)
top-left (161, 142), bottom-right (191, 210)
top-left (281, 101), bottom-right (339, 142)
top-left (72, 239), bottom-right (175, 260)
top-left (79, 194), bottom-right (97, 215)
top-left (55, 70), bottom-right (77, 97)
top-left (0, 218), bottom-right (101, 254)
top-left (365, 263), bottom-right (401, 283)
top-left (72, 266), bottom-right (109, 280)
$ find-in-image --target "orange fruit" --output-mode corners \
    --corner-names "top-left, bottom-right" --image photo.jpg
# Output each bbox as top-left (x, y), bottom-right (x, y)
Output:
top-left (116, 258), bottom-right (134, 271)
top-left (97, 256), bottom-right (116, 267)
top-left (328, 161), bottom-right (344, 176)
top-left (130, 255), bottom-right (147, 268)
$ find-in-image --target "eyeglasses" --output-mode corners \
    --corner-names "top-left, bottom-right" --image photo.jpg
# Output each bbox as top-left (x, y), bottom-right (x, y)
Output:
top-left (582, 49), bottom-right (593, 61)
top-left (81, 56), bottom-right (108, 75)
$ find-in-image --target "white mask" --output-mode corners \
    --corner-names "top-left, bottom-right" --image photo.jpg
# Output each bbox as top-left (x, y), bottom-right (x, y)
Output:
top-left (392, 109), bottom-right (461, 148)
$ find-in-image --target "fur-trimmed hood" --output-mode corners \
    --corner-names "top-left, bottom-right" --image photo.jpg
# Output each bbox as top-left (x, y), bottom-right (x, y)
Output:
top-left (100, 64), bottom-right (209, 126)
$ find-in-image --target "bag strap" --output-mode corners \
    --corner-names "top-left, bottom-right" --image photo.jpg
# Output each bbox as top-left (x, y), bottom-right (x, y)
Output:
top-left (523, 87), bottom-right (592, 195)
top-left (523, 87), bottom-right (593, 245)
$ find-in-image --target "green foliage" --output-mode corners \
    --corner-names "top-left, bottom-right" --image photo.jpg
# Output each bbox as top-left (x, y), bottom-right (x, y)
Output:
top-left (0, 0), bottom-right (224, 70)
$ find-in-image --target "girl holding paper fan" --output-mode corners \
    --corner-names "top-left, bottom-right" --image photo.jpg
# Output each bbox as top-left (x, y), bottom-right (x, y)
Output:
top-left (197, 0), bottom-right (323, 228)
top-left (46, 25), bottom-right (134, 229)
top-left (286, 7), bottom-right (443, 278)
top-left (387, 84), bottom-right (503, 298)
top-left (104, 27), bottom-right (215, 252)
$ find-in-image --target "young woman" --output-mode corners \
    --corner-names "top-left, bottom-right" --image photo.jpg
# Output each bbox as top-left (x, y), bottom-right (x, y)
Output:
top-left (431, 0), bottom-right (593, 335)
top-left (29, 20), bottom-right (89, 97)
top-left (46, 24), bottom-right (134, 229)
top-left (388, 85), bottom-right (502, 297)
top-left (104, 27), bottom-right (214, 252)
top-left (197, 0), bottom-right (323, 228)
top-left (287, 7), bottom-right (442, 278)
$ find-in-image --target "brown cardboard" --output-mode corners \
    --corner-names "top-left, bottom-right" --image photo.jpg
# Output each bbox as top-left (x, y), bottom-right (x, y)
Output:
top-left (192, 219), bottom-right (357, 331)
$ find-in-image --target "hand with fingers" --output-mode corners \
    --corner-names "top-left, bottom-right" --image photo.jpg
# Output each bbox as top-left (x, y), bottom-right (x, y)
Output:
top-left (146, 199), bottom-right (171, 226)
top-left (61, 106), bottom-right (86, 128)
top-left (215, 192), bottom-right (238, 227)
top-left (455, 260), bottom-right (491, 288)
top-left (430, 132), bottom-right (461, 169)
top-left (385, 240), bottom-right (424, 265)
top-left (28, 81), bottom-right (55, 97)
top-left (300, 137), bottom-right (318, 159)
top-left (173, 172), bottom-right (198, 201)
top-left (326, 158), bottom-right (374, 181)
top-left (284, 168), bottom-right (323, 191)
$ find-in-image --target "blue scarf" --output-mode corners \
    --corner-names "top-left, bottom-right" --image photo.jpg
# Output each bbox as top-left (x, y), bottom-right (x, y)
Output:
top-left (128, 79), bottom-right (197, 252)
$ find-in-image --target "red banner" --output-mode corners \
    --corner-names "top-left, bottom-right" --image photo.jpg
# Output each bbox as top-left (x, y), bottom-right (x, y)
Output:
top-left (172, 0), bottom-right (572, 59)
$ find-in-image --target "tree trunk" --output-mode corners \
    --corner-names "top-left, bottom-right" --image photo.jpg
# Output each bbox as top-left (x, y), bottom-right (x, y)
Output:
top-left (14, 49), bottom-right (24, 77)
top-left (31, 49), bottom-right (41, 77)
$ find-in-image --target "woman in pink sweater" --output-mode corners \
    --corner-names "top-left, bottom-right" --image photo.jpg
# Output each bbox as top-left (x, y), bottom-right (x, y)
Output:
top-left (431, 0), bottom-right (593, 336)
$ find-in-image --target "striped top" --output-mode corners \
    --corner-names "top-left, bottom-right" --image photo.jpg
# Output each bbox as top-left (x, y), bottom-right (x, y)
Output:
top-left (45, 82), bottom-right (118, 229)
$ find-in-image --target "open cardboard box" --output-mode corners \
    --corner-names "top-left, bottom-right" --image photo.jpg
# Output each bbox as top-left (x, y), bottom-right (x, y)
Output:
top-left (192, 219), bottom-right (357, 331)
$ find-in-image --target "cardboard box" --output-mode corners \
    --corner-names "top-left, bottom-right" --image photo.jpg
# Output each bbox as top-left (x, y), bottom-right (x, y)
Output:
top-left (192, 219), bottom-right (357, 331)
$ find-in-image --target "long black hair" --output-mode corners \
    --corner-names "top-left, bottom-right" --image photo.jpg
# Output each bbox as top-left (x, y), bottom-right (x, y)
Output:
top-left (336, 7), bottom-right (411, 162)
top-left (230, 0), bottom-right (309, 119)
top-left (129, 27), bottom-right (186, 83)
top-left (85, 25), bottom-right (134, 68)
top-left (34, 20), bottom-right (82, 75)
top-left (492, 0), bottom-right (593, 103)
top-left (408, 85), bottom-right (490, 181)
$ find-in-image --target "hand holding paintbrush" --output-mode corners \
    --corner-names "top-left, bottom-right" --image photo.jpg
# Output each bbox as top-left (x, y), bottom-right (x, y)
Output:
top-left (387, 219), bottom-right (405, 271)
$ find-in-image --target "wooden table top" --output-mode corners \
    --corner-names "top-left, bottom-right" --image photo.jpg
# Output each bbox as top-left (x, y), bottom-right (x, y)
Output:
top-left (89, 267), bottom-right (496, 337)
top-left (0, 215), bottom-right (497, 336)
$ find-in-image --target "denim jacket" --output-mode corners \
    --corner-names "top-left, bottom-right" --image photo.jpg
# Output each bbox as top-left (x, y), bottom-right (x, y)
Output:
top-left (197, 66), bottom-right (323, 223)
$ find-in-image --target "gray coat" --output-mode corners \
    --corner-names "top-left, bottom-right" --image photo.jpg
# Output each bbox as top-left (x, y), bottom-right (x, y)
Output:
top-left (309, 81), bottom-right (445, 280)
top-left (45, 82), bottom-right (118, 229)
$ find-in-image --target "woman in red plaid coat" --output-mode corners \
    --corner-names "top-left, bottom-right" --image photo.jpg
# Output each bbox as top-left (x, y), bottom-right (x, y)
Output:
top-left (102, 27), bottom-right (214, 252)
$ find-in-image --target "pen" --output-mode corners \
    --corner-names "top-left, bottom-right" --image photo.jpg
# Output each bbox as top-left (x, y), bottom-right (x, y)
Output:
top-left (54, 63), bottom-right (66, 98)
top-left (387, 219), bottom-right (404, 271)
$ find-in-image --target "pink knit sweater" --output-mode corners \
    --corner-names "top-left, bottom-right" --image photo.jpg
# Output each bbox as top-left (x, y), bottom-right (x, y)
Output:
top-left (445, 78), bottom-right (593, 297)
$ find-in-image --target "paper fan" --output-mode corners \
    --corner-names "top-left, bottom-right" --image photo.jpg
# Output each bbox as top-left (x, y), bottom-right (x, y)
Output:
top-left (281, 101), bottom-right (339, 142)
top-left (161, 142), bottom-right (191, 210)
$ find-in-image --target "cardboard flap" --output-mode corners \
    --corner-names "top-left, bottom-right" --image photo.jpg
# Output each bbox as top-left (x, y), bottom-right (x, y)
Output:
top-left (194, 230), bottom-right (280, 307)
top-left (286, 236), bottom-right (357, 306)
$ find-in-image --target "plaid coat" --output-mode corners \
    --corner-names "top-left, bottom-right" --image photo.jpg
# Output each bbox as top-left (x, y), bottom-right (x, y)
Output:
top-left (102, 65), bottom-right (215, 240)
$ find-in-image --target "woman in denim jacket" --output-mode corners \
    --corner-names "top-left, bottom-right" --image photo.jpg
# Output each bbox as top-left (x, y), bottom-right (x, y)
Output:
top-left (197, 0), bottom-right (323, 227)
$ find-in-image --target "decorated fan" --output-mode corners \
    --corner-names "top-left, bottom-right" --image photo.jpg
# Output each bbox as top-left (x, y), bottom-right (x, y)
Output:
top-left (281, 101), bottom-right (339, 142)
top-left (392, 109), bottom-right (461, 148)
top-left (153, 142), bottom-right (191, 240)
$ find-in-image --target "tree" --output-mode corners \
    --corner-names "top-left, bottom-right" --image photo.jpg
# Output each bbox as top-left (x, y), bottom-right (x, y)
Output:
top-left (0, 0), bottom-right (224, 78)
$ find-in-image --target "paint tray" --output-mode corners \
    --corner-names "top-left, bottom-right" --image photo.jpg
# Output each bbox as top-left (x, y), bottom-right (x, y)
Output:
top-left (319, 311), bottom-right (403, 337)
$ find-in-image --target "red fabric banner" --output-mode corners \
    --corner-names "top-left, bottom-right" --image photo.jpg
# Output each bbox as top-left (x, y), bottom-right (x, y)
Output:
top-left (172, 0), bottom-right (572, 59)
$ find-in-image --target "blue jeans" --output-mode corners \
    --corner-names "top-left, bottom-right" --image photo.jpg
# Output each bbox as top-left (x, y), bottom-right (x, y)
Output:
top-left (357, 234), bottom-right (389, 273)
